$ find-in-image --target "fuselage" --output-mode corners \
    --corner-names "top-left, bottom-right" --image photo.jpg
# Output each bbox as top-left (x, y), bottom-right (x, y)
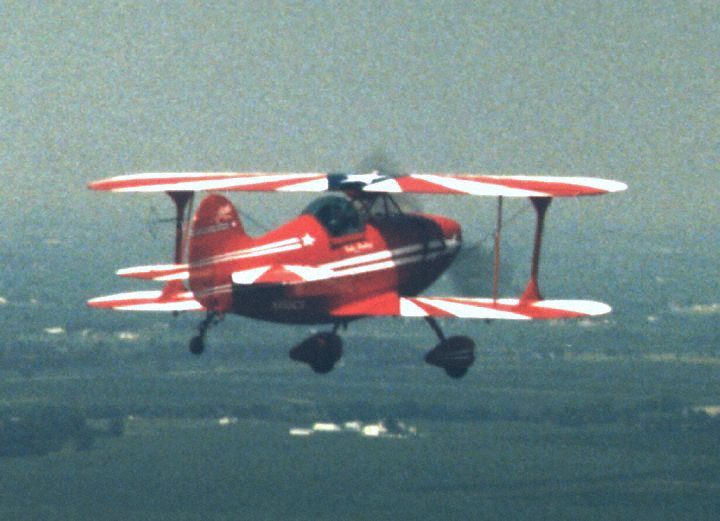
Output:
top-left (187, 194), bottom-right (461, 324)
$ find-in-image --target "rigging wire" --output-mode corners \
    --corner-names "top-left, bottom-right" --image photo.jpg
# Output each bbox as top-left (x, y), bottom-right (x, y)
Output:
top-left (477, 203), bottom-right (532, 247)
top-left (146, 201), bottom-right (271, 238)
top-left (237, 209), bottom-right (271, 234)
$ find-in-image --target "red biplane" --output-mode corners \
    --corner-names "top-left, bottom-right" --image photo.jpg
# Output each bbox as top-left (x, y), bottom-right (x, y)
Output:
top-left (88, 171), bottom-right (626, 377)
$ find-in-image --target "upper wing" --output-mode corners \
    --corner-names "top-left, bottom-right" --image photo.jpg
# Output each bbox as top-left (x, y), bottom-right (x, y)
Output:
top-left (331, 293), bottom-right (611, 320)
top-left (89, 172), bottom-right (627, 197)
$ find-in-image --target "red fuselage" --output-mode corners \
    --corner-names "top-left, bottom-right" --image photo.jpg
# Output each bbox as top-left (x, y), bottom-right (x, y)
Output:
top-left (187, 194), bottom-right (461, 324)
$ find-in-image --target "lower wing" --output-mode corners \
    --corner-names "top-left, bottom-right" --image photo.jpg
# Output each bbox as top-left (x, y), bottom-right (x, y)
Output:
top-left (331, 293), bottom-right (610, 320)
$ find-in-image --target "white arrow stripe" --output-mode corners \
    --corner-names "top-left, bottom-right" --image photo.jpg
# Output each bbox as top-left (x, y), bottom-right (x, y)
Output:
top-left (322, 239), bottom-right (457, 270)
top-left (283, 264), bottom-right (336, 281)
top-left (231, 266), bottom-right (272, 285)
top-left (191, 238), bottom-right (301, 267)
top-left (226, 248), bottom-right (456, 286)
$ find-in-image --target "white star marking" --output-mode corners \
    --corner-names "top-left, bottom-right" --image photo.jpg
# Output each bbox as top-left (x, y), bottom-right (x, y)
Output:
top-left (343, 171), bottom-right (386, 185)
top-left (301, 233), bottom-right (316, 246)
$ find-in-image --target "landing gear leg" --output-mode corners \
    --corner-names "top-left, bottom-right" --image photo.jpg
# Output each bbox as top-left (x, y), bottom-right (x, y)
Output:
top-left (189, 311), bottom-right (220, 355)
top-left (425, 317), bottom-right (446, 343)
top-left (331, 321), bottom-right (348, 334)
top-left (423, 317), bottom-right (476, 378)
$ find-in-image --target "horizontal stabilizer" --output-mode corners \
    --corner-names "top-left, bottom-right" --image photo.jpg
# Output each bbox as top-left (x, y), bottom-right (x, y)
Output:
top-left (117, 264), bottom-right (189, 281)
top-left (89, 172), bottom-right (627, 198)
top-left (87, 282), bottom-right (203, 312)
top-left (332, 295), bottom-right (611, 320)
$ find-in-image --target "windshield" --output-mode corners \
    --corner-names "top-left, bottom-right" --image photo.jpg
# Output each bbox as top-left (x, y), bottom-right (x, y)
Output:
top-left (302, 196), bottom-right (363, 237)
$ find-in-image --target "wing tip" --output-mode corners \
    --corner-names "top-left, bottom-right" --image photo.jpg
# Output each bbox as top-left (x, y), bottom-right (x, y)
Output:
top-left (87, 180), bottom-right (109, 191)
top-left (600, 180), bottom-right (628, 194)
top-left (533, 300), bottom-right (612, 316)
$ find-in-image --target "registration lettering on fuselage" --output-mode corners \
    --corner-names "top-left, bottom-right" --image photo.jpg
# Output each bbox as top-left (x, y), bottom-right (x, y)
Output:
top-left (272, 299), bottom-right (307, 311)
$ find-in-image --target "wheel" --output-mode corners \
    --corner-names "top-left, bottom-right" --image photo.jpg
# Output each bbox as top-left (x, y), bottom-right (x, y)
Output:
top-left (444, 366), bottom-right (468, 379)
top-left (310, 360), bottom-right (336, 374)
top-left (290, 332), bottom-right (343, 373)
top-left (425, 335), bottom-right (475, 378)
top-left (189, 335), bottom-right (205, 355)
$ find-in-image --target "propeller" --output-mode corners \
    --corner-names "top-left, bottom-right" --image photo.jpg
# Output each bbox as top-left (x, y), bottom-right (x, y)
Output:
top-left (356, 149), bottom-right (402, 179)
top-left (356, 150), bottom-right (520, 296)
top-left (355, 149), bottom-right (422, 213)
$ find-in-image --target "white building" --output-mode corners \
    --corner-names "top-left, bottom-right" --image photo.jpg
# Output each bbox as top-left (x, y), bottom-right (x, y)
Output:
top-left (361, 423), bottom-right (388, 438)
top-left (312, 422), bottom-right (342, 433)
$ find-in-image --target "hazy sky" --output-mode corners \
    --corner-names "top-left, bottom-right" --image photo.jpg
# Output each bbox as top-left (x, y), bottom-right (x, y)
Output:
top-left (1, 1), bottom-right (718, 308)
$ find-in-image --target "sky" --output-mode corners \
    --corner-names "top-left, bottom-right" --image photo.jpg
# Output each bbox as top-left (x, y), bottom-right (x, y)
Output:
top-left (1, 0), bottom-right (718, 323)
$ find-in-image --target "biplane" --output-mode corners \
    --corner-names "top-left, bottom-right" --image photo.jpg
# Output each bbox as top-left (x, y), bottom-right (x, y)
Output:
top-left (88, 171), bottom-right (626, 377)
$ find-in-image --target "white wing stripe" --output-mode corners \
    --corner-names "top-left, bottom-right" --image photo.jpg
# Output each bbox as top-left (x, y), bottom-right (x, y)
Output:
top-left (277, 178), bottom-right (330, 192)
top-left (362, 178), bottom-right (403, 193)
top-left (411, 174), bottom-right (545, 197)
top-left (414, 298), bottom-right (531, 319)
top-left (117, 264), bottom-right (188, 275)
top-left (399, 298), bottom-right (429, 317)
top-left (115, 173), bottom-right (324, 193)
top-left (116, 301), bottom-right (204, 312)
top-left (104, 172), bottom-right (241, 182)
top-left (532, 299), bottom-right (612, 315)
top-left (483, 176), bottom-right (628, 193)
top-left (94, 172), bottom-right (626, 196)
top-left (156, 271), bottom-right (190, 281)
top-left (88, 291), bottom-right (163, 303)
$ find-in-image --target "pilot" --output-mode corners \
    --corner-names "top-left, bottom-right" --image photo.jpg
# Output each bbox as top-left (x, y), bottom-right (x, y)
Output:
top-left (318, 201), bottom-right (346, 236)
top-left (317, 199), bottom-right (361, 236)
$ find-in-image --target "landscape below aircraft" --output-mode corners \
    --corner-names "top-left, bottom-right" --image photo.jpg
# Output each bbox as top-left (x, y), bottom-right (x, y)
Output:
top-left (88, 171), bottom-right (626, 378)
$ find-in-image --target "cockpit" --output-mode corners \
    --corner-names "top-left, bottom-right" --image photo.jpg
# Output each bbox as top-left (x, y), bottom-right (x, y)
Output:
top-left (302, 196), bottom-right (364, 237)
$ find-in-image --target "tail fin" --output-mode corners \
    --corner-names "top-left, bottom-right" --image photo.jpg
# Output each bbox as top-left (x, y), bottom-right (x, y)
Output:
top-left (188, 194), bottom-right (252, 309)
top-left (188, 194), bottom-right (252, 263)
